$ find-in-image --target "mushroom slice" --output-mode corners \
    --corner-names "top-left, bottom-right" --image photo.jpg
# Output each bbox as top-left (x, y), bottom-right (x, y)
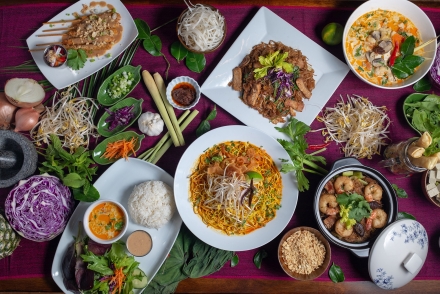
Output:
top-left (371, 30), bottom-right (381, 41)
top-left (365, 51), bottom-right (374, 63)
top-left (378, 40), bottom-right (393, 54)
top-left (372, 45), bottom-right (385, 55)
top-left (372, 58), bottom-right (385, 67)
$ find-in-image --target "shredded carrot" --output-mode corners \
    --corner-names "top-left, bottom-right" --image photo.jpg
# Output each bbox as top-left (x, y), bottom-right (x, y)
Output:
top-left (109, 266), bottom-right (126, 294)
top-left (101, 137), bottom-right (137, 161)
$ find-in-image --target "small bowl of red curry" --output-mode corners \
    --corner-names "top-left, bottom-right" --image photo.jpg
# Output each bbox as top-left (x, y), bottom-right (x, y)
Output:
top-left (166, 76), bottom-right (201, 110)
top-left (83, 199), bottom-right (129, 244)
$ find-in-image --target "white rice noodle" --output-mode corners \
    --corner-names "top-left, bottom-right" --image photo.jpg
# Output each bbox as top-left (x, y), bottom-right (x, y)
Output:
top-left (177, 3), bottom-right (225, 51)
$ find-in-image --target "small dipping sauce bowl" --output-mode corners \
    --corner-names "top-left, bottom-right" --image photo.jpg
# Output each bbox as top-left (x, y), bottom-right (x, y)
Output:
top-left (83, 199), bottom-right (129, 244)
top-left (166, 76), bottom-right (201, 110)
top-left (43, 44), bottom-right (67, 68)
top-left (126, 230), bottom-right (153, 257)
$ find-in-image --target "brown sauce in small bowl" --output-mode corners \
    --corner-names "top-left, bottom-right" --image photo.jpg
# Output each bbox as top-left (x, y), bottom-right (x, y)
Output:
top-left (171, 82), bottom-right (196, 106)
top-left (126, 230), bottom-right (152, 257)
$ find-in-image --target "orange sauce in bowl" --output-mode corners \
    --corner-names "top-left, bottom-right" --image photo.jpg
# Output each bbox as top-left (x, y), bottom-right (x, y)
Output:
top-left (88, 202), bottom-right (125, 240)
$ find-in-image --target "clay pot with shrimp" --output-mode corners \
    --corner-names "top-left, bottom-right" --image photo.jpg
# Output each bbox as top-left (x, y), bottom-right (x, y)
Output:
top-left (314, 158), bottom-right (398, 257)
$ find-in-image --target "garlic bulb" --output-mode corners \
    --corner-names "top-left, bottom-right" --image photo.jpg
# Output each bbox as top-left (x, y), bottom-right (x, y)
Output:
top-left (138, 111), bottom-right (164, 136)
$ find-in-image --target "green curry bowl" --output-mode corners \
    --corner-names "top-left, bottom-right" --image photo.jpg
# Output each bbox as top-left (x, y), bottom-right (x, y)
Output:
top-left (93, 131), bottom-right (145, 165)
top-left (97, 97), bottom-right (143, 137)
top-left (402, 93), bottom-right (435, 136)
top-left (97, 65), bottom-right (142, 106)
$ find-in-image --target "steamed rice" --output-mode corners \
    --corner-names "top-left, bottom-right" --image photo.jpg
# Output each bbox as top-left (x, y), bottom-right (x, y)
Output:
top-left (127, 181), bottom-right (176, 229)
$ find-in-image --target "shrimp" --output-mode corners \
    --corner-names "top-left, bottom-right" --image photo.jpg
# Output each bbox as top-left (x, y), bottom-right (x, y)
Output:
top-left (335, 219), bottom-right (353, 237)
top-left (319, 194), bottom-right (339, 215)
top-left (334, 176), bottom-right (354, 194)
top-left (364, 182), bottom-right (383, 202)
top-left (324, 180), bottom-right (335, 194)
top-left (366, 209), bottom-right (387, 230)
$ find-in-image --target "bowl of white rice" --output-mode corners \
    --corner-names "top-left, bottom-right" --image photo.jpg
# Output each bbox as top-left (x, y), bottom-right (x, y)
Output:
top-left (127, 180), bottom-right (176, 229)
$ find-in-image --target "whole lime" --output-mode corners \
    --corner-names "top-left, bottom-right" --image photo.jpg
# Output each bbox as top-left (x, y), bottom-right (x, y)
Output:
top-left (322, 23), bottom-right (343, 45)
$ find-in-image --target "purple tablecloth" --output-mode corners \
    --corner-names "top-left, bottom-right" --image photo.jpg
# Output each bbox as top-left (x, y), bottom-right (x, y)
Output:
top-left (1, 2), bottom-right (440, 283)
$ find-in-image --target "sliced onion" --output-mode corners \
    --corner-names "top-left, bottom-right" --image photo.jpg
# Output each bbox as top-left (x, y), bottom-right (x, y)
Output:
top-left (5, 78), bottom-right (45, 108)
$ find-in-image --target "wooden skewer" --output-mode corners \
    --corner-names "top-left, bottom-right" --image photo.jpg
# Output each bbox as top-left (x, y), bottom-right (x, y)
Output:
top-left (37, 33), bottom-right (66, 37)
top-left (43, 19), bottom-right (80, 25)
top-left (36, 42), bottom-right (60, 47)
top-left (414, 34), bottom-right (440, 52)
top-left (42, 27), bottom-right (73, 32)
top-left (28, 48), bottom-right (46, 52)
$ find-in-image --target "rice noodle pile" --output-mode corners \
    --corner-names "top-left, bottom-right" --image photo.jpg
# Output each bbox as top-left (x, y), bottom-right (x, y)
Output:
top-left (31, 86), bottom-right (99, 152)
top-left (318, 94), bottom-right (391, 159)
top-left (281, 230), bottom-right (326, 275)
top-left (177, 3), bottom-right (225, 51)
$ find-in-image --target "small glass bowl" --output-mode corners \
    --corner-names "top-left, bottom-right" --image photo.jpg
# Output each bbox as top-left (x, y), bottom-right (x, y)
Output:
top-left (43, 44), bottom-right (67, 68)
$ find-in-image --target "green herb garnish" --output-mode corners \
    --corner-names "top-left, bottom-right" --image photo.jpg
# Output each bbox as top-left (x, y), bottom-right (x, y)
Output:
top-left (391, 36), bottom-right (425, 79)
top-left (392, 184), bottom-right (408, 198)
top-left (413, 76), bottom-right (431, 92)
top-left (253, 249), bottom-right (268, 269)
top-left (67, 49), bottom-right (87, 70)
top-left (231, 254), bottom-right (239, 267)
top-left (397, 211), bottom-right (416, 220)
top-left (336, 193), bottom-right (372, 222)
top-left (196, 105), bottom-right (217, 137)
top-left (329, 262), bottom-right (345, 283)
top-left (253, 51), bottom-right (293, 79)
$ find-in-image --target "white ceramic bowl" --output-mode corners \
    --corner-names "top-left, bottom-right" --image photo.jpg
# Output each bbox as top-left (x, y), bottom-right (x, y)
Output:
top-left (166, 76), bottom-right (201, 110)
top-left (83, 199), bottom-right (129, 244)
top-left (342, 0), bottom-right (436, 89)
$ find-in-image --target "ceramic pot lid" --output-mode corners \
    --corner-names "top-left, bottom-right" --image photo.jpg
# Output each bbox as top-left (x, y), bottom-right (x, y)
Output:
top-left (368, 219), bottom-right (428, 290)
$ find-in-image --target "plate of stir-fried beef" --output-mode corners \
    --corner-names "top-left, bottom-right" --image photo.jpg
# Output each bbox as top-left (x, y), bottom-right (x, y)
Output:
top-left (201, 7), bottom-right (349, 138)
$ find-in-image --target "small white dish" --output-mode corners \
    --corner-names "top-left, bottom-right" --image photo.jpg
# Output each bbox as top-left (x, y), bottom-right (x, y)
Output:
top-left (83, 199), bottom-right (129, 244)
top-left (166, 76), bottom-right (201, 110)
top-left (368, 219), bottom-right (428, 290)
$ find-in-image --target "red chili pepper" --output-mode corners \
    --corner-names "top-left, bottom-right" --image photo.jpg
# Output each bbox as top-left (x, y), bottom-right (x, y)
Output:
top-left (308, 142), bottom-right (330, 150)
top-left (389, 40), bottom-right (400, 67)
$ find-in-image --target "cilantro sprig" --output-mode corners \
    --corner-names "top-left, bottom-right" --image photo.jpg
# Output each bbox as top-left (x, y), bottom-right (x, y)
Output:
top-left (253, 51), bottom-right (293, 79)
top-left (276, 118), bottom-right (327, 192)
top-left (67, 48), bottom-right (87, 70)
top-left (336, 192), bottom-right (372, 223)
top-left (391, 36), bottom-right (425, 79)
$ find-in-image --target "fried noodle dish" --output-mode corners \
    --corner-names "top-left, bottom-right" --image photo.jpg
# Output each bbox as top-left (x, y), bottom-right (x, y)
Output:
top-left (230, 41), bottom-right (315, 123)
top-left (189, 141), bottom-right (282, 235)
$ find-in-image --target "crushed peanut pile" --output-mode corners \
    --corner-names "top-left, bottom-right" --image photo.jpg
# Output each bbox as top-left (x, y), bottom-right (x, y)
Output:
top-left (281, 230), bottom-right (326, 275)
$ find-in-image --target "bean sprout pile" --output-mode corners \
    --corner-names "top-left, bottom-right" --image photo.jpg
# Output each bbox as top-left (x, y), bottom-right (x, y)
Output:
top-left (177, 2), bottom-right (225, 52)
top-left (317, 94), bottom-right (391, 159)
top-left (31, 86), bottom-right (99, 152)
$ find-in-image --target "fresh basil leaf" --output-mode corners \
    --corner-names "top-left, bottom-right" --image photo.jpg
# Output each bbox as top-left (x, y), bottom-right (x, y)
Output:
top-left (186, 52), bottom-right (206, 73)
top-left (72, 184), bottom-right (100, 202)
top-left (397, 211), bottom-right (416, 220)
top-left (134, 18), bottom-right (151, 40)
top-left (63, 172), bottom-right (85, 188)
top-left (231, 254), bottom-right (239, 267)
top-left (401, 35), bottom-right (416, 57)
top-left (143, 35), bottom-right (162, 56)
top-left (403, 55), bottom-right (425, 69)
top-left (413, 77), bottom-right (431, 92)
top-left (392, 184), bottom-right (408, 198)
top-left (329, 262), bottom-right (345, 283)
top-left (253, 249), bottom-right (268, 269)
top-left (171, 41), bottom-right (188, 62)
top-left (206, 105), bottom-right (217, 121)
top-left (196, 120), bottom-right (210, 137)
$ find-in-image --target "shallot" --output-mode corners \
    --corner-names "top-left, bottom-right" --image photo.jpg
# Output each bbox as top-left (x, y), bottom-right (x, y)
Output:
top-left (14, 107), bottom-right (40, 132)
top-left (0, 92), bottom-right (17, 129)
top-left (4, 78), bottom-right (45, 108)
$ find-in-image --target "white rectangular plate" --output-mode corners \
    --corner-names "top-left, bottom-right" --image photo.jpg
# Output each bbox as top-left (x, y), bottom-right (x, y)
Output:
top-left (26, 0), bottom-right (138, 90)
top-left (51, 158), bottom-right (182, 293)
top-left (201, 6), bottom-right (349, 139)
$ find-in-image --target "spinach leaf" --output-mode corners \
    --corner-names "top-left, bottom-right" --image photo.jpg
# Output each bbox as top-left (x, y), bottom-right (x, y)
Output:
top-left (196, 105), bottom-right (217, 137)
top-left (171, 41), bottom-right (188, 62)
top-left (186, 52), bottom-right (206, 73)
top-left (253, 249), bottom-right (268, 269)
top-left (397, 211), bottom-right (416, 220)
top-left (231, 254), bottom-right (239, 267)
top-left (392, 184), bottom-right (408, 198)
top-left (329, 262), bottom-right (345, 283)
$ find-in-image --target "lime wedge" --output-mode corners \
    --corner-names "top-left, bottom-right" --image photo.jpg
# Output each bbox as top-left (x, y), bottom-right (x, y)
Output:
top-left (245, 171), bottom-right (263, 183)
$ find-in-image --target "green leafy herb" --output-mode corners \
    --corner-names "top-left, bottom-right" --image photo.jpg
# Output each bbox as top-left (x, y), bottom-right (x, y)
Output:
top-left (196, 105), bottom-right (217, 137)
top-left (391, 36), bottom-right (425, 79)
top-left (67, 49), bottom-right (87, 70)
top-left (114, 221), bottom-right (124, 230)
top-left (275, 117), bottom-right (327, 192)
top-left (253, 51), bottom-right (293, 79)
top-left (397, 211), bottom-right (416, 220)
top-left (134, 18), bottom-right (170, 78)
top-left (171, 41), bottom-right (188, 63)
top-left (354, 45), bottom-right (362, 57)
top-left (144, 225), bottom-right (234, 294)
top-left (336, 193), bottom-right (372, 222)
top-left (329, 262), bottom-right (345, 283)
top-left (39, 134), bottom-right (99, 202)
top-left (186, 52), bottom-right (206, 73)
top-left (392, 184), bottom-right (408, 198)
top-left (253, 249), bottom-right (268, 269)
top-left (413, 76), bottom-right (431, 92)
top-left (231, 254), bottom-right (239, 267)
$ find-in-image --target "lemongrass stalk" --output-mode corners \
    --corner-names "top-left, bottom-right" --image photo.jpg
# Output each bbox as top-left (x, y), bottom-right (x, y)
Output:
top-left (153, 72), bottom-right (185, 146)
top-left (150, 110), bottom-right (198, 164)
top-left (138, 110), bottom-right (190, 160)
top-left (142, 70), bottom-right (180, 146)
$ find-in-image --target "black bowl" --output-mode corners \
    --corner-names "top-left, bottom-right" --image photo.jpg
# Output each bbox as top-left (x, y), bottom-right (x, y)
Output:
top-left (313, 157), bottom-right (398, 257)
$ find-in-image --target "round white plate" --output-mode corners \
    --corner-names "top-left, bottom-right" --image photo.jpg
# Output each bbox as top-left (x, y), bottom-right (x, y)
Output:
top-left (369, 219), bottom-right (428, 290)
top-left (174, 125), bottom-right (299, 251)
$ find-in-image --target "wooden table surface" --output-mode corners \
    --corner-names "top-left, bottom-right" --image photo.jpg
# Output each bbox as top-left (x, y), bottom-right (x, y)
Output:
top-left (1, 0), bottom-right (440, 293)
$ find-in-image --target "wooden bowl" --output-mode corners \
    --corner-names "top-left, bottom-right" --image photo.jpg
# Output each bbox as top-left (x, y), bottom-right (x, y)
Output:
top-left (176, 4), bottom-right (227, 54)
top-left (278, 226), bottom-right (331, 280)
top-left (421, 170), bottom-right (440, 208)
